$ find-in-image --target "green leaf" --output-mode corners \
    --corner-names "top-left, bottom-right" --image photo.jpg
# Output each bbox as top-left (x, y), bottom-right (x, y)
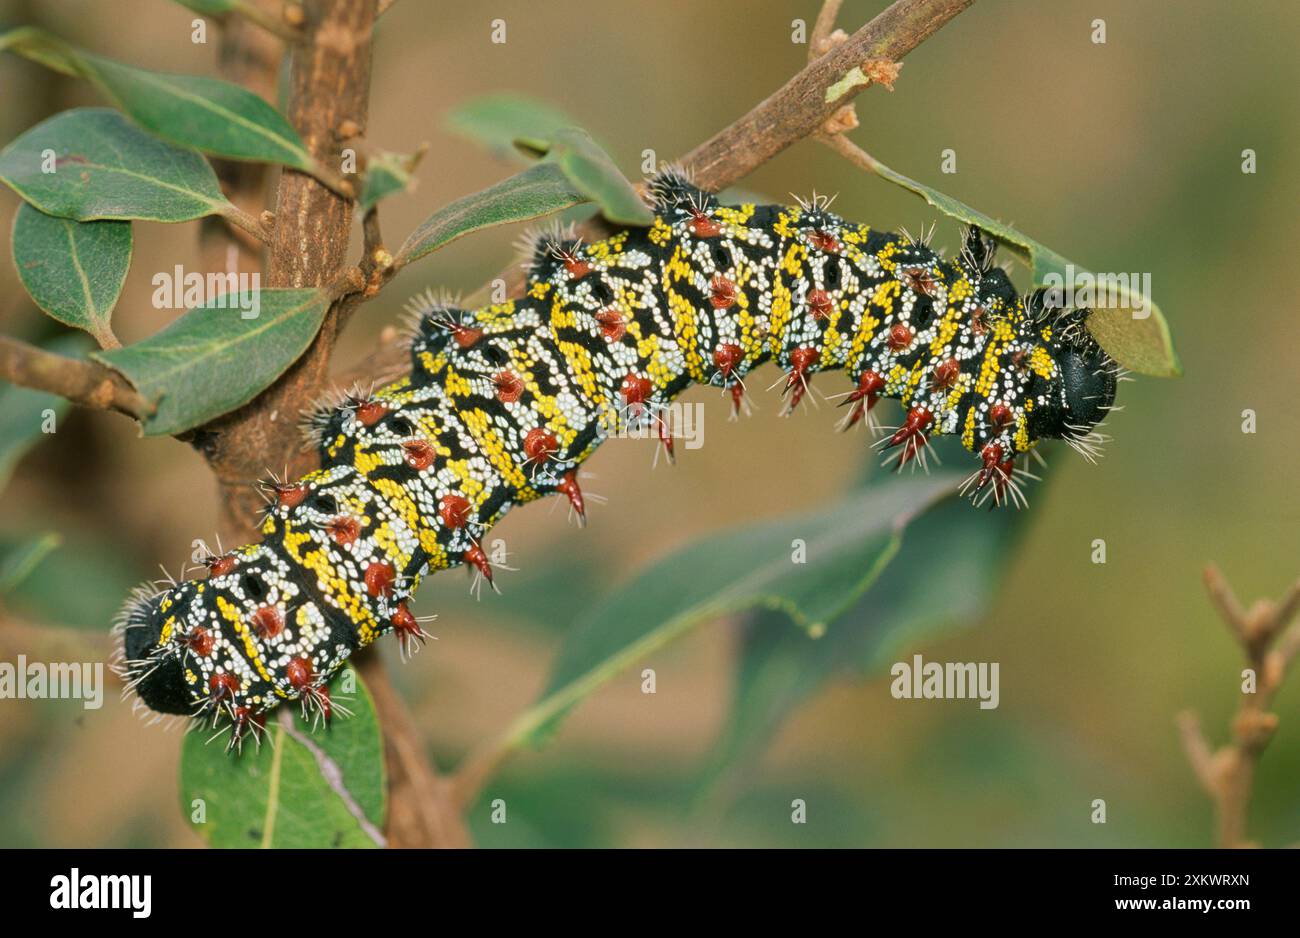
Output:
top-left (93, 288), bottom-right (330, 436)
top-left (11, 202), bottom-right (131, 346)
top-left (856, 150), bottom-right (1180, 377)
top-left (0, 532), bottom-right (61, 593)
top-left (0, 108), bottom-right (230, 223)
top-left (0, 335), bottom-right (82, 492)
top-left (173, 0), bottom-right (238, 13)
top-left (500, 473), bottom-right (959, 751)
top-left (544, 128), bottom-right (653, 226)
top-left (707, 493), bottom-right (1025, 786)
top-left (445, 93), bottom-right (581, 157)
top-left (444, 96), bottom-right (649, 225)
top-left (358, 146), bottom-right (425, 214)
top-left (4, 535), bottom-right (140, 629)
top-left (180, 664), bottom-right (387, 848)
top-left (395, 162), bottom-right (587, 267)
top-left (1, 28), bottom-right (318, 174)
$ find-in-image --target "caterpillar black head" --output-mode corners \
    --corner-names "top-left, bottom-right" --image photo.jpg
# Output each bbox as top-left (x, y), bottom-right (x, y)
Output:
top-left (114, 539), bottom-right (358, 749)
top-left (1027, 305), bottom-right (1119, 459)
top-left (115, 584), bottom-right (194, 716)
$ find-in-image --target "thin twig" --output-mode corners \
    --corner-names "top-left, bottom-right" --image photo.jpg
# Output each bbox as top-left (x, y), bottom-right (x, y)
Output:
top-left (679, 0), bottom-right (973, 192)
top-left (810, 0), bottom-right (847, 59)
top-left (230, 0), bottom-right (307, 43)
top-left (0, 334), bottom-right (153, 420)
top-left (1178, 564), bottom-right (1300, 847)
top-left (218, 203), bottom-right (274, 245)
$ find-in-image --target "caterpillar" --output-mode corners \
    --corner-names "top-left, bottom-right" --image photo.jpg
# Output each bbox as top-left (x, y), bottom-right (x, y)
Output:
top-left (115, 170), bottom-right (1120, 746)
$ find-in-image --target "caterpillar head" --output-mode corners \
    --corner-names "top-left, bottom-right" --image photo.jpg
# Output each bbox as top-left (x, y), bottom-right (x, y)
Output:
top-left (114, 543), bottom-right (351, 747)
top-left (1026, 306), bottom-right (1119, 455)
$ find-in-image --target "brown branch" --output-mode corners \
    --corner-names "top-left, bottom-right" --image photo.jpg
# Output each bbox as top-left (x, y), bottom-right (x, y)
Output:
top-left (196, 0), bottom-right (377, 539)
top-left (0, 334), bottom-right (153, 420)
top-left (678, 0), bottom-right (974, 192)
top-left (1178, 564), bottom-right (1300, 847)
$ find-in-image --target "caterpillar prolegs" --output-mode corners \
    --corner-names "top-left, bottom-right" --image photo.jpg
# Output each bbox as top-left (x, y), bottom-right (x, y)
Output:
top-left (115, 171), bottom-right (1120, 743)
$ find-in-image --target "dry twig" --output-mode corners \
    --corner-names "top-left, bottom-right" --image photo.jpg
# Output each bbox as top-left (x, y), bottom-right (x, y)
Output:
top-left (1177, 564), bottom-right (1300, 847)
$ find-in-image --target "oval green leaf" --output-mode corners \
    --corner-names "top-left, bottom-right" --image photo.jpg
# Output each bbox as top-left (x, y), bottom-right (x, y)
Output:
top-left (545, 128), bottom-right (653, 227)
top-left (706, 491), bottom-right (1025, 787)
top-left (497, 473), bottom-right (959, 752)
top-left (11, 202), bottom-right (131, 347)
top-left (180, 663), bottom-right (387, 848)
top-left (395, 161), bottom-right (587, 268)
top-left (855, 150), bottom-right (1180, 377)
top-left (92, 287), bottom-right (330, 436)
top-left (445, 93), bottom-right (581, 158)
top-left (1, 28), bottom-right (319, 175)
top-left (0, 108), bottom-right (229, 222)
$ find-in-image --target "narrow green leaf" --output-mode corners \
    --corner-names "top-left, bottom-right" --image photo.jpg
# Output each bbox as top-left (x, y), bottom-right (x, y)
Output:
top-left (445, 93), bottom-right (581, 157)
top-left (857, 151), bottom-right (1180, 377)
top-left (358, 146), bottom-right (425, 214)
top-left (0, 335), bottom-right (83, 492)
top-left (1, 28), bottom-right (317, 173)
top-left (503, 473), bottom-right (958, 750)
top-left (93, 288), bottom-right (330, 436)
top-left (0, 532), bottom-right (62, 593)
top-left (180, 664), bottom-right (387, 849)
top-left (707, 493), bottom-right (1024, 785)
top-left (11, 202), bottom-right (131, 346)
top-left (0, 108), bottom-right (229, 222)
top-left (173, 0), bottom-right (238, 13)
top-left (545, 128), bottom-right (653, 227)
top-left (395, 162), bottom-right (587, 267)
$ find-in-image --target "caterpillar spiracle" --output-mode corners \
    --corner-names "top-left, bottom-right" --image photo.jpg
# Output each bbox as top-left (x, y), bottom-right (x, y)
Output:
top-left (115, 170), bottom-right (1121, 746)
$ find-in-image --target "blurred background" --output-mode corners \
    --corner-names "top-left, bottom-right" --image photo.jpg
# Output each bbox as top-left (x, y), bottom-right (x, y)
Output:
top-left (1, 0), bottom-right (1297, 848)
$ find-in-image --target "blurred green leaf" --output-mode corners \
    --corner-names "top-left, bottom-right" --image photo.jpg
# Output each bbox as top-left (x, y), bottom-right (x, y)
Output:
top-left (0, 532), bottom-right (61, 593)
top-left (395, 162), bottom-right (586, 267)
top-left (0, 28), bottom-right (320, 175)
top-left (0, 108), bottom-right (230, 223)
top-left (544, 128), bottom-right (653, 226)
top-left (93, 288), bottom-right (329, 436)
top-left (855, 149), bottom-right (1180, 377)
top-left (0, 335), bottom-right (81, 492)
top-left (706, 493), bottom-right (1025, 787)
top-left (5, 535), bottom-right (140, 628)
top-left (444, 95), bottom-right (649, 226)
top-left (173, 0), bottom-right (238, 13)
top-left (500, 473), bottom-right (959, 751)
top-left (11, 202), bottom-right (131, 346)
top-left (180, 664), bottom-right (386, 848)
top-left (445, 93), bottom-right (581, 157)
top-left (358, 146), bottom-right (425, 214)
